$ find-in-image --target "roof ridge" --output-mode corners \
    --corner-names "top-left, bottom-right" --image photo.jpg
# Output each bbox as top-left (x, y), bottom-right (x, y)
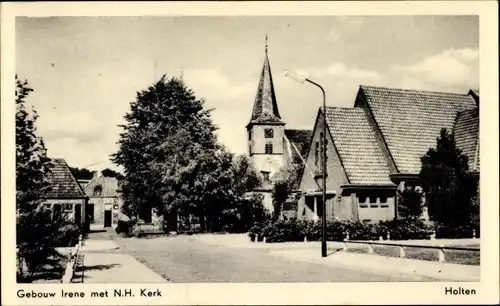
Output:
top-left (360, 84), bottom-right (470, 96)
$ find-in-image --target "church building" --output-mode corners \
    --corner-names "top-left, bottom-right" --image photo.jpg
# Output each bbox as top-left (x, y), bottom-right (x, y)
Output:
top-left (246, 39), bottom-right (312, 212)
top-left (246, 39), bottom-right (479, 222)
top-left (297, 86), bottom-right (479, 222)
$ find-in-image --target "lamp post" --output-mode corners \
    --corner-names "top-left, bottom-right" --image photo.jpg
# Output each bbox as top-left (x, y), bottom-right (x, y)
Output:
top-left (284, 70), bottom-right (327, 258)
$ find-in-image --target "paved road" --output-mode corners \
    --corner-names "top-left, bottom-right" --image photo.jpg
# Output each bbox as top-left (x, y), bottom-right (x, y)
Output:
top-left (110, 234), bottom-right (437, 282)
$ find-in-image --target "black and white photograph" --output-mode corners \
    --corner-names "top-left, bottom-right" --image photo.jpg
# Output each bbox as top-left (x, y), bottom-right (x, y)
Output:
top-left (2, 1), bottom-right (499, 305)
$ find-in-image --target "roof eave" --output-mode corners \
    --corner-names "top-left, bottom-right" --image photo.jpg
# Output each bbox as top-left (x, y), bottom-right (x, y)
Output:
top-left (341, 184), bottom-right (397, 190)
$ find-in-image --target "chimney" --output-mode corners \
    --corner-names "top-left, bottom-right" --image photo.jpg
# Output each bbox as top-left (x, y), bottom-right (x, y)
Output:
top-left (92, 171), bottom-right (99, 179)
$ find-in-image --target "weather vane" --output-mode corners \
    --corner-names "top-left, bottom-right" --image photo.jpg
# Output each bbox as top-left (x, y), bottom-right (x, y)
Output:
top-left (265, 33), bottom-right (268, 55)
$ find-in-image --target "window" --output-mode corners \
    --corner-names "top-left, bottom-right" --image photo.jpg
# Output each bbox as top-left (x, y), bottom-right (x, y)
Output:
top-left (264, 128), bottom-right (274, 138)
top-left (261, 171), bottom-right (270, 183)
top-left (369, 197), bottom-right (377, 204)
top-left (248, 130), bottom-right (252, 141)
top-left (358, 196), bottom-right (367, 204)
top-left (93, 184), bottom-right (102, 197)
top-left (314, 141), bottom-right (319, 166)
top-left (249, 145), bottom-right (252, 155)
top-left (265, 142), bottom-right (273, 154)
top-left (62, 203), bottom-right (73, 211)
top-left (87, 204), bottom-right (95, 222)
top-left (53, 204), bottom-right (62, 220)
top-left (325, 139), bottom-right (328, 166)
top-left (380, 196), bottom-right (387, 204)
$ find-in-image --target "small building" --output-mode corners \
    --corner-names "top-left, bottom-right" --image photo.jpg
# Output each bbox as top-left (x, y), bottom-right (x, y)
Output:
top-left (297, 85), bottom-right (479, 222)
top-left (42, 158), bottom-right (88, 226)
top-left (84, 171), bottom-right (123, 229)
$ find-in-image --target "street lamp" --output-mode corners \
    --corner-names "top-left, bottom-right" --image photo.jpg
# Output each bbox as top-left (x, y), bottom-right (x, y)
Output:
top-left (284, 70), bottom-right (327, 258)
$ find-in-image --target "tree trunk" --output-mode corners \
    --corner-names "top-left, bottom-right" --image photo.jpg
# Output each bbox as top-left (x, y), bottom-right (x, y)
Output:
top-left (199, 210), bottom-right (206, 233)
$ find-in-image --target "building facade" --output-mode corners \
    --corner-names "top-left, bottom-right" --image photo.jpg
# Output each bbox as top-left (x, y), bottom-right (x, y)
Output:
top-left (42, 158), bottom-right (88, 228)
top-left (297, 86), bottom-right (479, 222)
top-left (84, 172), bottom-right (124, 229)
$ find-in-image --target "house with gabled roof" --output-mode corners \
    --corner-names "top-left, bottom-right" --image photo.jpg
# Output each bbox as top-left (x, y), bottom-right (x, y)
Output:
top-left (246, 39), bottom-right (312, 212)
top-left (84, 171), bottom-right (124, 229)
top-left (297, 85), bottom-right (479, 222)
top-left (42, 158), bottom-right (88, 227)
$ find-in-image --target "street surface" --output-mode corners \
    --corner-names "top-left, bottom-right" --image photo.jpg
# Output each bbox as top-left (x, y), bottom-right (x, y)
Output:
top-left (86, 230), bottom-right (438, 282)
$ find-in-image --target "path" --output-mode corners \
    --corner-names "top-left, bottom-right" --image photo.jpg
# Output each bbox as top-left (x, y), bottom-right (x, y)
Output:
top-left (76, 229), bottom-right (166, 283)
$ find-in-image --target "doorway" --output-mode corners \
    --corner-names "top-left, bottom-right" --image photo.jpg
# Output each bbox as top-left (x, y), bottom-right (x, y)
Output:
top-left (104, 210), bottom-right (112, 227)
top-left (74, 204), bottom-right (81, 225)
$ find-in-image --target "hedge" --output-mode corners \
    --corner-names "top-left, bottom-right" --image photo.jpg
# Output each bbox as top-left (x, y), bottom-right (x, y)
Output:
top-left (248, 218), bottom-right (479, 243)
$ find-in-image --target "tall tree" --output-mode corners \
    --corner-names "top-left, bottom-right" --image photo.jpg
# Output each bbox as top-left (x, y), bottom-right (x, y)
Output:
top-left (15, 76), bottom-right (58, 279)
top-left (420, 128), bottom-right (478, 226)
top-left (16, 76), bottom-right (52, 212)
top-left (111, 75), bottom-right (218, 224)
top-left (69, 167), bottom-right (94, 180)
top-left (101, 168), bottom-right (124, 179)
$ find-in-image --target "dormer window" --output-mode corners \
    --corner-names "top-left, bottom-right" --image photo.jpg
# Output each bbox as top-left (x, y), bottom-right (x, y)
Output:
top-left (93, 184), bottom-right (102, 197)
top-left (264, 128), bottom-right (274, 138)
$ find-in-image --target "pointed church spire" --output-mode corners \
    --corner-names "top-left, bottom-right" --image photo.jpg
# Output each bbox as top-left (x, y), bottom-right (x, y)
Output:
top-left (247, 35), bottom-right (284, 127)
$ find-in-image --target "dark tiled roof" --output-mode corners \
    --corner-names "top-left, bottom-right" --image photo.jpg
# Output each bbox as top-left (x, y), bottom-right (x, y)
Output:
top-left (359, 85), bottom-right (477, 174)
top-left (44, 158), bottom-right (87, 198)
top-left (283, 129), bottom-right (313, 189)
top-left (248, 54), bottom-right (284, 126)
top-left (468, 89), bottom-right (479, 105)
top-left (285, 129), bottom-right (313, 160)
top-left (324, 107), bottom-right (393, 185)
top-left (85, 175), bottom-right (120, 198)
top-left (454, 108), bottom-right (479, 171)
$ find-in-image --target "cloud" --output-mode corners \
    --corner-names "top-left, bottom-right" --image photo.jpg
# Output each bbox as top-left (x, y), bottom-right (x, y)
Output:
top-left (183, 68), bottom-right (254, 105)
top-left (392, 48), bottom-right (479, 91)
top-left (296, 62), bottom-right (382, 82)
top-left (182, 68), bottom-right (256, 154)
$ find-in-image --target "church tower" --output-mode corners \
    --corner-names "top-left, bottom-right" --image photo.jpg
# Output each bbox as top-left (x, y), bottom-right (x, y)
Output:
top-left (246, 36), bottom-right (286, 186)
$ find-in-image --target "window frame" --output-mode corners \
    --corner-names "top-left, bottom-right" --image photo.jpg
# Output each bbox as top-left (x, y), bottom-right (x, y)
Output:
top-left (265, 142), bottom-right (273, 154)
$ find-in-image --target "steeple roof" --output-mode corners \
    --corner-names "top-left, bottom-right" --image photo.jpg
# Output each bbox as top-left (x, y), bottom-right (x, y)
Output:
top-left (248, 36), bottom-right (284, 127)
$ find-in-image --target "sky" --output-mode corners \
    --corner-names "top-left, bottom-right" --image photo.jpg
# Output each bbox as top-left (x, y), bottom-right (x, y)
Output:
top-left (16, 16), bottom-right (479, 172)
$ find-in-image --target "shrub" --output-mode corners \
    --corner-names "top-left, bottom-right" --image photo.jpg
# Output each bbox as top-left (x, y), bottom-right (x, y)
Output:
top-left (53, 223), bottom-right (81, 247)
top-left (16, 208), bottom-right (63, 278)
top-left (248, 218), bottom-right (436, 243)
top-left (435, 222), bottom-right (479, 239)
top-left (247, 216), bottom-right (481, 243)
top-left (115, 219), bottom-right (134, 237)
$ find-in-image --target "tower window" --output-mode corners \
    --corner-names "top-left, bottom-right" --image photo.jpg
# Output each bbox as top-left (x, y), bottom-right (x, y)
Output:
top-left (249, 145), bottom-right (252, 155)
top-left (265, 142), bottom-right (273, 154)
top-left (264, 128), bottom-right (274, 138)
top-left (248, 130), bottom-right (252, 141)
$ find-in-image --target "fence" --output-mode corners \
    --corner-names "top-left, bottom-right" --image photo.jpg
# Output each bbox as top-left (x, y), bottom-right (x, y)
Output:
top-left (342, 239), bottom-right (479, 263)
top-left (61, 235), bottom-right (83, 283)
